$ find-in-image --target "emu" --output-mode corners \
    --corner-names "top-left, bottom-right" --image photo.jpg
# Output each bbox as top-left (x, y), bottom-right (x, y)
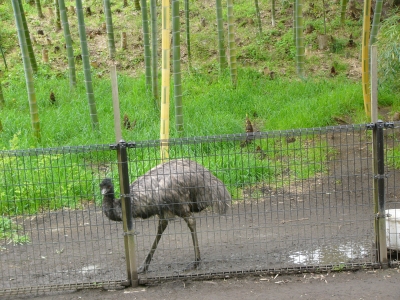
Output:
top-left (100, 159), bottom-right (230, 273)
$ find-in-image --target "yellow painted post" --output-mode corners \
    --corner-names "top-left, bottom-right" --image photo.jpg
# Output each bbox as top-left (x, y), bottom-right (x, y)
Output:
top-left (160, 0), bottom-right (170, 161)
top-left (361, 0), bottom-right (372, 118)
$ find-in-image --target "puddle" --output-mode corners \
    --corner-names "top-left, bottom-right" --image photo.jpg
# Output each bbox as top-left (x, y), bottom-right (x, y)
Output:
top-left (80, 265), bottom-right (99, 274)
top-left (288, 241), bottom-right (370, 265)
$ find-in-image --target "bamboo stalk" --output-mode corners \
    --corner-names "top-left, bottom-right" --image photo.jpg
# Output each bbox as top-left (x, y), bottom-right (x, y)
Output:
top-left (227, 0), bottom-right (237, 87)
top-left (0, 81), bottom-right (4, 107)
top-left (370, 46), bottom-right (378, 123)
top-left (370, 0), bottom-right (383, 47)
top-left (150, 0), bottom-right (159, 103)
top-left (59, 0), bottom-right (76, 88)
top-left (340, 0), bottom-right (348, 26)
top-left (361, 0), bottom-right (372, 117)
top-left (215, 0), bottom-right (227, 71)
top-left (295, 0), bottom-right (304, 77)
top-left (184, 0), bottom-right (191, 67)
top-left (271, 0), bottom-right (276, 27)
top-left (172, 0), bottom-right (183, 134)
top-left (110, 65), bottom-right (122, 142)
top-left (103, 0), bottom-right (116, 58)
top-left (18, 0), bottom-right (38, 74)
top-left (134, 0), bottom-right (140, 10)
top-left (254, 0), bottom-right (262, 35)
top-left (160, 0), bottom-right (170, 161)
top-left (76, 0), bottom-right (99, 130)
top-left (12, 0), bottom-right (41, 140)
top-left (140, 0), bottom-right (151, 88)
top-left (36, 0), bottom-right (44, 18)
top-left (54, 0), bottom-right (61, 31)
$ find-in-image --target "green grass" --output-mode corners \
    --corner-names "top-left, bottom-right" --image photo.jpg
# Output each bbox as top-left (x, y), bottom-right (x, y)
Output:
top-left (0, 147), bottom-right (109, 215)
top-left (0, 65), bottom-right (370, 150)
top-left (388, 146), bottom-right (400, 169)
top-left (0, 216), bottom-right (30, 245)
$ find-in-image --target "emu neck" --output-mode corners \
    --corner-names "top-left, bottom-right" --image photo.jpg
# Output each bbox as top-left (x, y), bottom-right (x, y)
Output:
top-left (102, 189), bottom-right (123, 222)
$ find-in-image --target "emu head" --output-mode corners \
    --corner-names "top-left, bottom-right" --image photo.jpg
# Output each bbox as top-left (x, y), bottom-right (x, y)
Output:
top-left (100, 178), bottom-right (114, 196)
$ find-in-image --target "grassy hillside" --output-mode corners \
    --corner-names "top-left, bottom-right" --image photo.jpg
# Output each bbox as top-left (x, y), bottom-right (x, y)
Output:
top-left (0, 0), bottom-right (399, 150)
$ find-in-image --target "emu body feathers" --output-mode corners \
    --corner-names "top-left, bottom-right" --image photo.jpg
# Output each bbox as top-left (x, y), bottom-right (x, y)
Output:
top-left (100, 159), bottom-right (231, 272)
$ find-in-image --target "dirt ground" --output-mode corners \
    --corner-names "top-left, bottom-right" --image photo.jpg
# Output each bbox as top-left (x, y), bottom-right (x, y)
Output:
top-left (9, 267), bottom-right (400, 300)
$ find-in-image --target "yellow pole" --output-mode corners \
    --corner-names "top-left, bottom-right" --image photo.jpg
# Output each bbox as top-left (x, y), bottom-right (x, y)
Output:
top-left (160, 0), bottom-right (170, 161)
top-left (361, 0), bottom-right (371, 118)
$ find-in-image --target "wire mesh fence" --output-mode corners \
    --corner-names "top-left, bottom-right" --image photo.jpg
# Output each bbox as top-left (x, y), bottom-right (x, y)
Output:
top-left (1, 122), bottom-right (400, 295)
top-left (0, 145), bottom-right (127, 294)
top-left (384, 121), bottom-right (400, 262)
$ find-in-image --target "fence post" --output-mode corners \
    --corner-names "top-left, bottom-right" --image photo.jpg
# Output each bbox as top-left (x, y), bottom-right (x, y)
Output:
top-left (115, 140), bottom-right (139, 287)
top-left (373, 120), bottom-right (388, 266)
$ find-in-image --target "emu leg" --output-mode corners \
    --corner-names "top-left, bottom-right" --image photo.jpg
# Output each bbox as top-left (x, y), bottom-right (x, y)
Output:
top-left (138, 218), bottom-right (168, 273)
top-left (183, 214), bottom-right (201, 271)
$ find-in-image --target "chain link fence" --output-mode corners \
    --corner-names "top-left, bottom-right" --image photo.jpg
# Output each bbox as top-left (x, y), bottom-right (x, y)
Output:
top-left (1, 122), bottom-right (400, 296)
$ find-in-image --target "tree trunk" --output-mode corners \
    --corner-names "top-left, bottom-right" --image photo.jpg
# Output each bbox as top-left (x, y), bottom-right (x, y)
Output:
top-left (172, 0), bottom-right (183, 134)
top-left (18, 0), bottom-right (38, 74)
top-left (227, 0), bottom-right (237, 87)
top-left (140, 0), bottom-right (152, 88)
top-left (12, 0), bottom-right (41, 140)
top-left (215, 0), bottom-right (227, 71)
top-left (103, 0), bottom-right (116, 58)
top-left (150, 0), bottom-right (159, 103)
top-left (58, 0), bottom-right (76, 88)
top-left (75, 0), bottom-right (99, 130)
top-left (295, 0), bottom-right (304, 77)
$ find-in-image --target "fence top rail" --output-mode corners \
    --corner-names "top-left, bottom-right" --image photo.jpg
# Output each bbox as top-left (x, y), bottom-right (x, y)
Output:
top-left (0, 123), bottom-right (372, 157)
top-left (0, 144), bottom-right (112, 157)
top-left (141, 123), bottom-right (368, 147)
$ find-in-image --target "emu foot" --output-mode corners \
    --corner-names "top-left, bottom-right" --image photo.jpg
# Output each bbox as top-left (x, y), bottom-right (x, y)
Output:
top-left (183, 259), bottom-right (201, 272)
top-left (119, 280), bottom-right (131, 287)
top-left (138, 264), bottom-right (149, 274)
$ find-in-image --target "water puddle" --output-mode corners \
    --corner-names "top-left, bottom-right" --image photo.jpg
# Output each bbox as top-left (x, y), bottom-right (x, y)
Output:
top-left (80, 265), bottom-right (99, 274)
top-left (288, 241), bottom-right (370, 265)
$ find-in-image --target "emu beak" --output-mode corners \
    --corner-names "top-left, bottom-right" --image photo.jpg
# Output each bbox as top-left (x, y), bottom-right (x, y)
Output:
top-left (101, 187), bottom-right (108, 195)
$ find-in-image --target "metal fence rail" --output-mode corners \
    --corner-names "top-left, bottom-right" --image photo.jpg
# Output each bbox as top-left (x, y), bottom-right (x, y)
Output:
top-left (1, 122), bottom-right (399, 295)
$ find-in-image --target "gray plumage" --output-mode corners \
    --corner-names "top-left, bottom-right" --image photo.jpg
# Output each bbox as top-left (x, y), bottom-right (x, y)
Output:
top-left (100, 158), bottom-right (231, 273)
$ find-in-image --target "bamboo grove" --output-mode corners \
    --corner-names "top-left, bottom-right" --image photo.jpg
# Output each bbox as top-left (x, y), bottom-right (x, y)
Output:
top-left (4, 0), bottom-right (391, 146)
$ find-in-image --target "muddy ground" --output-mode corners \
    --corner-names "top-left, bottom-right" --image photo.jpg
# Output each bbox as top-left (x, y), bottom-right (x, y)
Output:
top-left (12, 267), bottom-right (400, 300)
top-left (1, 126), bottom-right (400, 299)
